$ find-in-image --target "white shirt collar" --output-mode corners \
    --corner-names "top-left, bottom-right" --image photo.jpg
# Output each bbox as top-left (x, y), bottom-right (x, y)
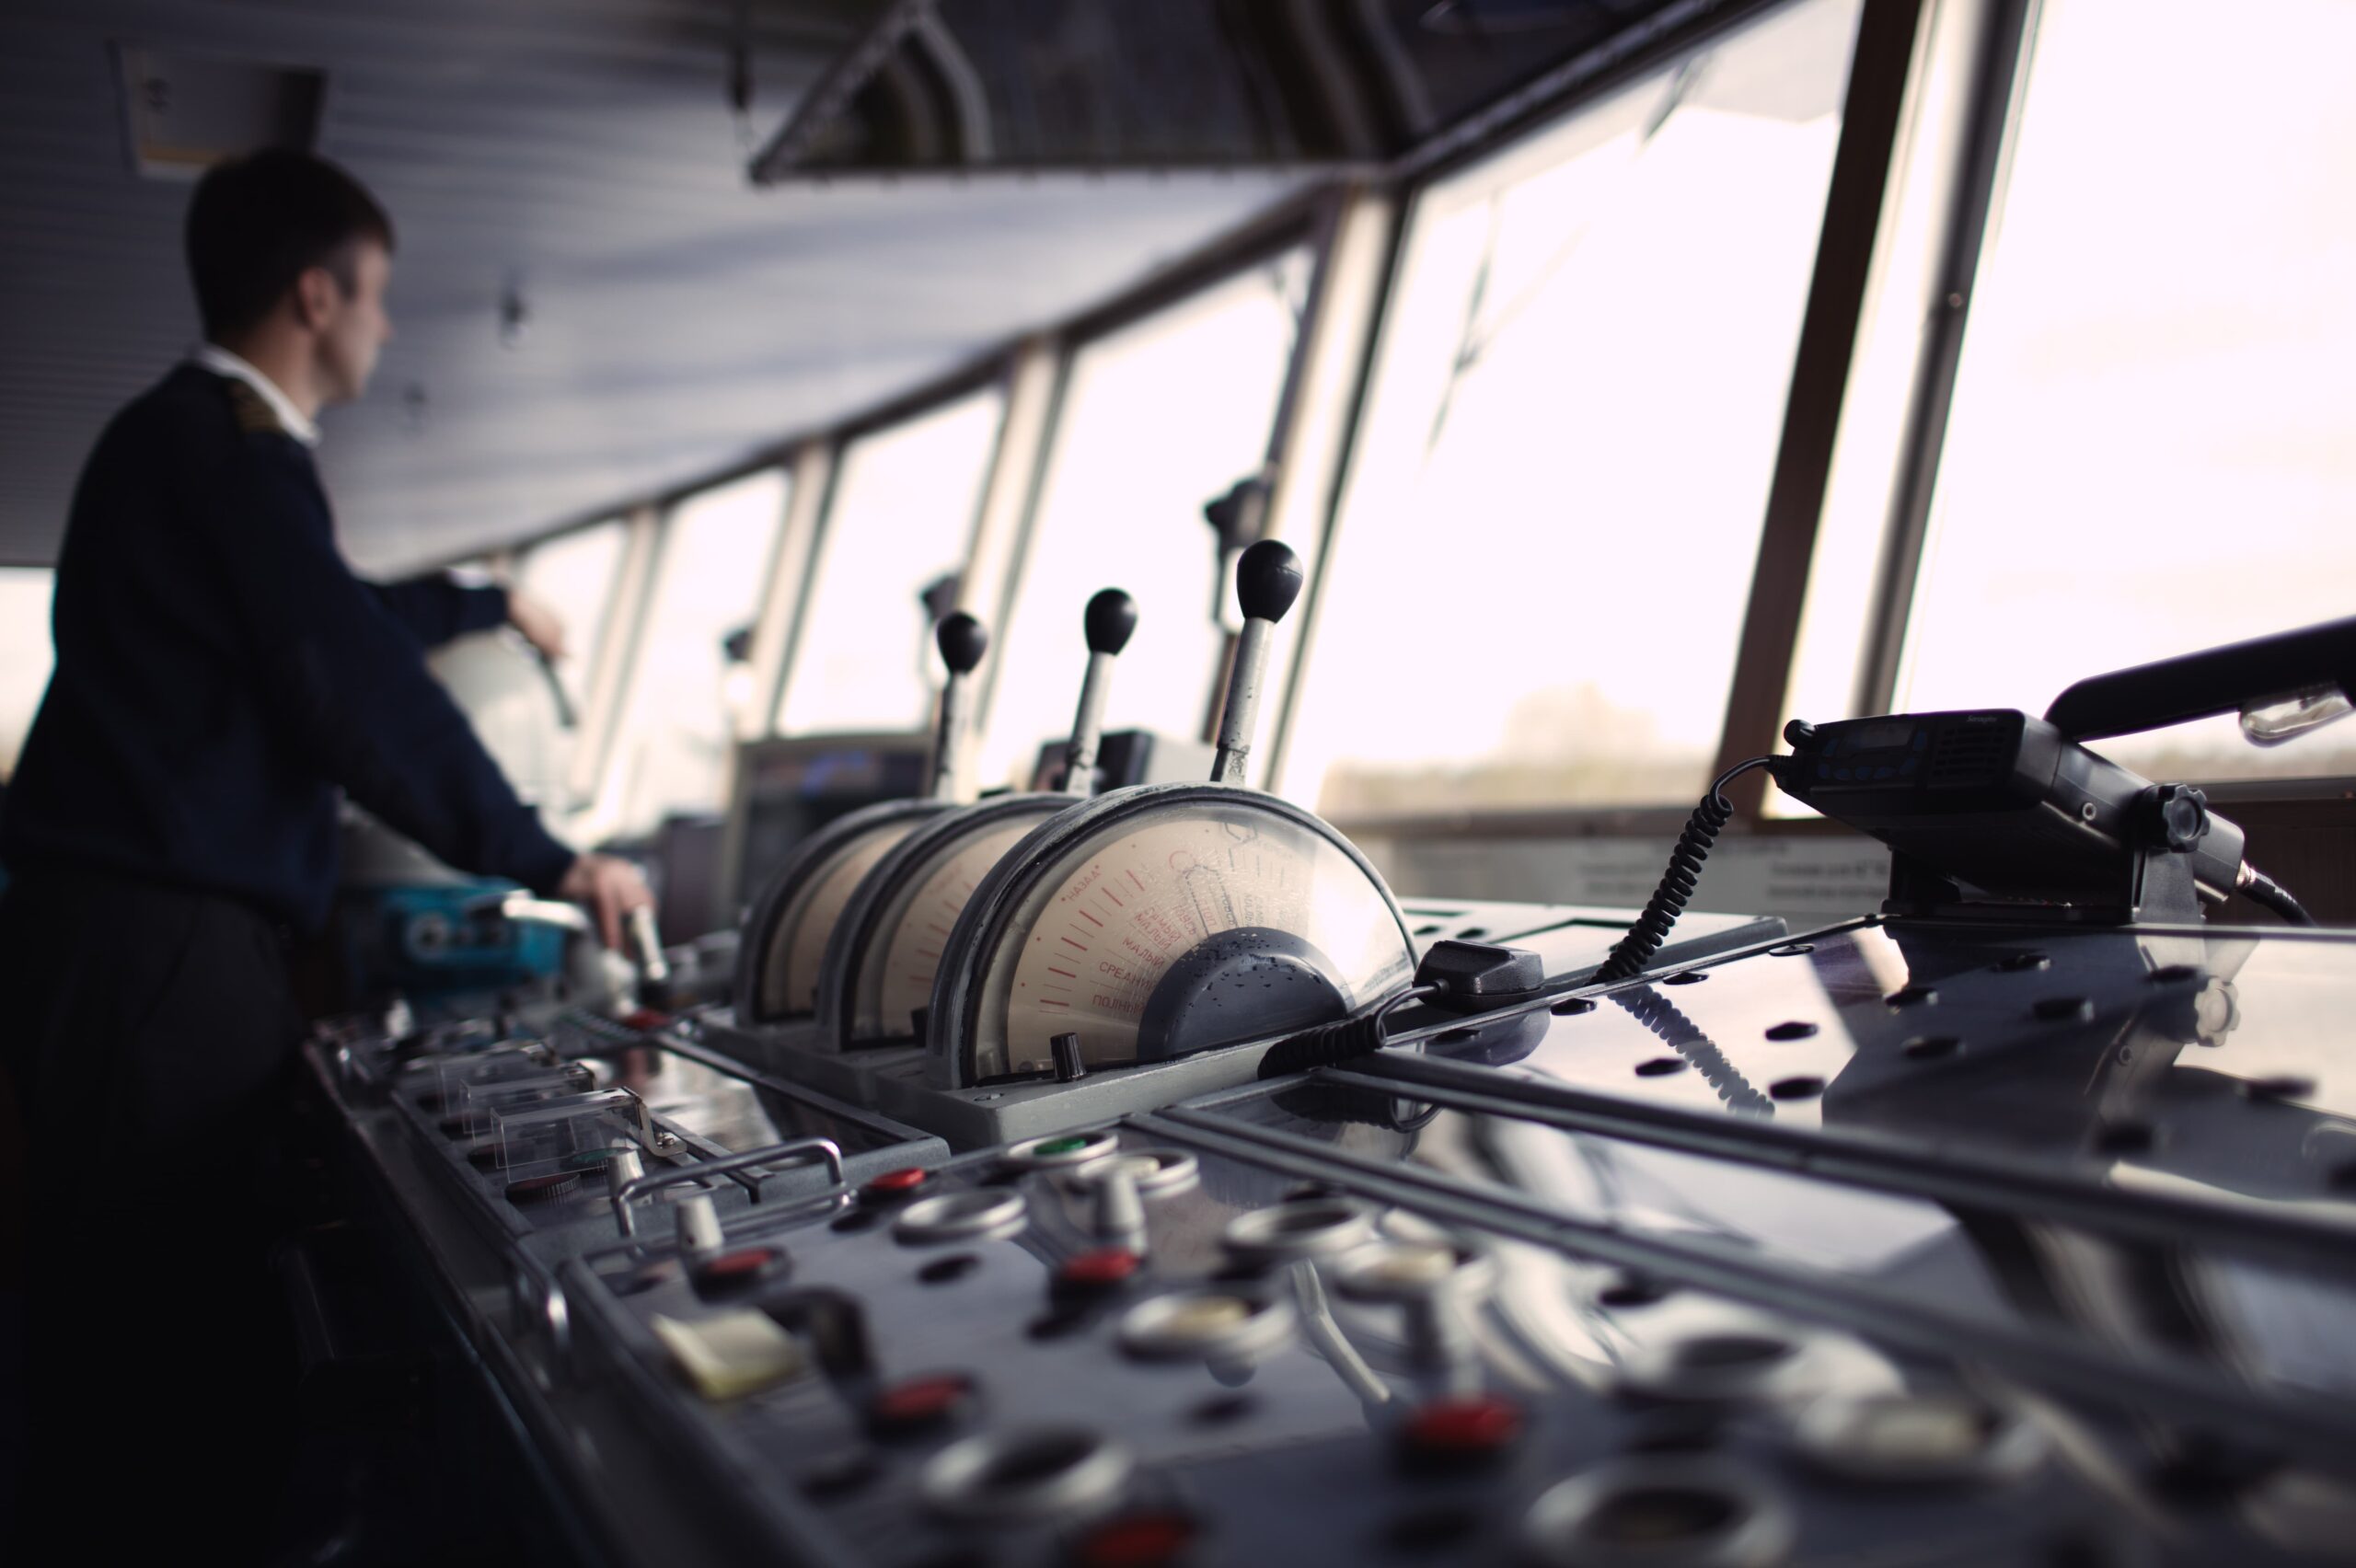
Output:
top-left (193, 343), bottom-right (320, 447)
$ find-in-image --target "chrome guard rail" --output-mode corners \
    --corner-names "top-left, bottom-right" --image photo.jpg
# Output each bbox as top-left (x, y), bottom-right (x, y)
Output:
top-left (610, 1136), bottom-right (846, 1239)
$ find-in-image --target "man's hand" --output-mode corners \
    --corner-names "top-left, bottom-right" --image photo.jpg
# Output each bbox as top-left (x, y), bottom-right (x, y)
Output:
top-left (558, 852), bottom-right (653, 951)
top-left (507, 589), bottom-right (569, 661)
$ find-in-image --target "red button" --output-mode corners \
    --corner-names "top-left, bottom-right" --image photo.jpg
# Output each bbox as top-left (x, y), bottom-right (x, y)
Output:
top-left (1401, 1397), bottom-right (1522, 1466)
top-left (698, 1246), bottom-right (781, 1284)
top-left (622, 1008), bottom-right (671, 1032)
top-left (504, 1171), bottom-right (583, 1205)
top-left (863, 1167), bottom-right (930, 1199)
top-left (867, 1373), bottom-right (974, 1435)
top-left (1072, 1509), bottom-right (1199, 1568)
top-left (1057, 1248), bottom-right (1143, 1292)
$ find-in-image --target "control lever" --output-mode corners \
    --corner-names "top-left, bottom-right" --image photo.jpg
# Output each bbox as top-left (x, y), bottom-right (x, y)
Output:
top-left (1060, 589), bottom-right (1138, 796)
top-left (1211, 540), bottom-right (1305, 788)
top-left (500, 890), bottom-right (592, 935)
top-left (927, 611), bottom-right (989, 802)
top-left (1203, 471), bottom-right (1274, 630)
top-left (1086, 1159), bottom-right (1149, 1252)
top-left (628, 905), bottom-right (671, 999)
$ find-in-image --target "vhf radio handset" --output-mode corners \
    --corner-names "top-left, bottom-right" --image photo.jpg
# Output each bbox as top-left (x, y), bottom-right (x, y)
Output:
top-left (1598, 618), bottom-right (2348, 979)
top-left (1776, 617), bottom-right (2355, 925)
top-left (1778, 710), bottom-right (2246, 922)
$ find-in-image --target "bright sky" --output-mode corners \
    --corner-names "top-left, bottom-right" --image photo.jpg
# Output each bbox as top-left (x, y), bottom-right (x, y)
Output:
top-left (974, 254), bottom-right (1308, 790)
top-left (779, 388), bottom-right (1003, 736)
top-left (0, 569), bottom-right (54, 779)
top-left (515, 517), bottom-right (628, 714)
top-left (606, 467), bottom-right (786, 834)
top-left (1890, 0), bottom-right (2356, 779)
top-left (1286, 0), bottom-right (2356, 813)
top-left (1280, 0), bottom-right (1859, 812)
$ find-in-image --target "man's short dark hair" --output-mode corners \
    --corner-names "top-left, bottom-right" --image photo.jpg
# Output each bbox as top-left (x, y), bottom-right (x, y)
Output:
top-left (185, 148), bottom-right (395, 340)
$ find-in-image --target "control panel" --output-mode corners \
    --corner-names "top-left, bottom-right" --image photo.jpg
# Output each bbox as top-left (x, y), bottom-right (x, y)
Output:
top-left (299, 585), bottom-right (2356, 1568)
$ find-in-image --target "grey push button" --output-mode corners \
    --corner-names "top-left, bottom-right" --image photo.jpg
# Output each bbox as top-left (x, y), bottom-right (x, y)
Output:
top-left (1616, 1327), bottom-right (1830, 1405)
top-left (1119, 1289), bottom-right (1296, 1362)
top-left (1523, 1458), bottom-right (1796, 1568)
top-left (1221, 1196), bottom-right (1375, 1262)
top-left (919, 1426), bottom-right (1134, 1524)
top-left (1795, 1392), bottom-right (2045, 1486)
top-left (894, 1188), bottom-right (1029, 1245)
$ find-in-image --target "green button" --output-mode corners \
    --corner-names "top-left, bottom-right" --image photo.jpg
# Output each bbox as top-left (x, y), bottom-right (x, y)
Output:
top-left (1036, 1136), bottom-right (1091, 1157)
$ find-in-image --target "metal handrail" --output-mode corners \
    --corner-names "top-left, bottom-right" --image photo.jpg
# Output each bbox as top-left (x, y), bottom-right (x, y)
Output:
top-left (609, 1136), bottom-right (846, 1239)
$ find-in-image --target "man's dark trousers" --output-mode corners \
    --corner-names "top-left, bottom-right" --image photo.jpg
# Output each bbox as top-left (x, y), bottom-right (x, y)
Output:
top-left (1, 866), bottom-right (305, 1556)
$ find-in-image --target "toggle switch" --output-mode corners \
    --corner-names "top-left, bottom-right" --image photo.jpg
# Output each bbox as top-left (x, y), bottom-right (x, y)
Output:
top-left (605, 1145), bottom-right (644, 1202)
top-left (675, 1191), bottom-right (724, 1257)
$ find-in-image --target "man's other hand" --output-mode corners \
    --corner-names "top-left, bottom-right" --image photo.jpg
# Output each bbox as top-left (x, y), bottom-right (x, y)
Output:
top-left (508, 589), bottom-right (569, 661)
top-left (559, 852), bottom-right (653, 951)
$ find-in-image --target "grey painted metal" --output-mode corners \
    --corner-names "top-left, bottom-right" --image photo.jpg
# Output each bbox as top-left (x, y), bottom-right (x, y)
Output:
top-left (1143, 1104), bottom-right (2356, 1469)
top-left (306, 899), bottom-right (2356, 1566)
top-left (606, 1135), bottom-right (844, 1239)
top-left (1341, 1049), bottom-right (2356, 1270)
top-left (1060, 651), bottom-right (1115, 796)
top-left (626, 905), bottom-right (670, 988)
top-left (925, 661), bottom-right (976, 803)
top-left (1209, 616), bottom-right (1275, 787)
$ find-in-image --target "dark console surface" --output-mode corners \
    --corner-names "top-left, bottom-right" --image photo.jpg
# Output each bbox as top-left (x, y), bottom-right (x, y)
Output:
top-left (307, 914), bottom-right (2356, 1567)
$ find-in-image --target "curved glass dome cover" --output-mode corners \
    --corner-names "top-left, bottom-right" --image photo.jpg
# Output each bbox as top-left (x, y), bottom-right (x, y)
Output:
top-left (733, 798), bottom-right (951, 1022)
top-left (816, 793), bottom-right (1074, 1051)
top-left (929, 784), bottom-right (1416, 1089)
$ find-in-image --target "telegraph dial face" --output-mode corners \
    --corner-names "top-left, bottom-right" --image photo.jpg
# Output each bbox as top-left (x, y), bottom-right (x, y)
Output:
top-left (740, 804), bottom-right (939, 1021)
top-left (936, 787), bottom-right (1415, 1086)
top-left (865, 813), bottom-right (1057, 1041)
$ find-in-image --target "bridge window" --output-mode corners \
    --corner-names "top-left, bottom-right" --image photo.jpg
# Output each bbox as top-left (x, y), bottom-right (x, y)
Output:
top-left (976, 251), bottom-right (1311, 789)
top-left (514, 518), bottom-right (629, 722)
top-left (1281, 0), bottom-right (1864, 822)
top-left (1868, 0), bottom-right (2356, 784)
top-left (0, 569), bottom-right (55, 782)
top-left (604, 469), bottom-right (788, 836)
top-left (777, 389), bottom-right (1003, 736)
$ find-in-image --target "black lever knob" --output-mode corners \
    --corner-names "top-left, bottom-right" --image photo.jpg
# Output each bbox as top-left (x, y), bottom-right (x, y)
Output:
top-left (935, 611), bottom-right (988, 675)
top-left (1235, 538), bottom-right (1303, 625)
top-left (1083, 589), bottom-right (1138, 656)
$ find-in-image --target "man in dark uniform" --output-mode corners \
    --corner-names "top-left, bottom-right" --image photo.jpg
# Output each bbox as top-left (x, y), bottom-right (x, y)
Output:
top-left (0, 149), bottom-right (651, 1552)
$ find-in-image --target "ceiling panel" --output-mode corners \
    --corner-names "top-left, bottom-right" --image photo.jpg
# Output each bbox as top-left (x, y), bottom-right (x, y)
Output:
top-left (0, 0), bottom-right (1306, 571)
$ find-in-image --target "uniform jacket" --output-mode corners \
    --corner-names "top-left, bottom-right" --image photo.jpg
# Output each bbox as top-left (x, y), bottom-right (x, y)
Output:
top-left (2, 363), bottom-right (574, 928)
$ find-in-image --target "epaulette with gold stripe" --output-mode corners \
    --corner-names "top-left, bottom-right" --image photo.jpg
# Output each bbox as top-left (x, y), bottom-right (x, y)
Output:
top-left (224, 378), bottom-right (286, 437)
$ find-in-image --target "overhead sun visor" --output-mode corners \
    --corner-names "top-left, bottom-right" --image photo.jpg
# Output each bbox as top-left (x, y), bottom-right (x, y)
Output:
top-left (752, 0), bottom-right (1736, 181)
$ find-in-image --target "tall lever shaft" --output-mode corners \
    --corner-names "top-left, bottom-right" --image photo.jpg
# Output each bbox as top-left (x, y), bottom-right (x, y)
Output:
top-left (1062, 589), bottom-right (1138, 795)
top-left (927, 612), bottom-right (988, 802)
top-left (1210, 540), bottom-right (1304, 789)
